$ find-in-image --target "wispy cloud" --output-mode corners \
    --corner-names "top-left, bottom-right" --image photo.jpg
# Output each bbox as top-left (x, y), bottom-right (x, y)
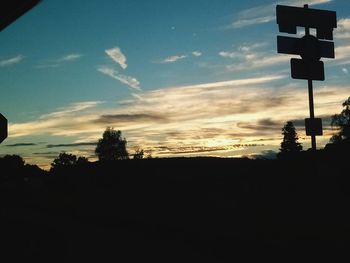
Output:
top-left (58, 53), bottom-right (83, 62)
top-left (219, 43), bottom-right (286, 72)
top-left (46, 142), bottom-right (97, 148)
top-left (160, 55), bottom-right (187, 63)
top-left (5, 143), bottom-right (38, 147)
top-left (335, 18), bottom-right (350, 39)
top-left (159, 51), bottom-right (203, 63)
top-left (227, 0), bottom-right (334, 29)
top-left (97, 66), bottom-right (141, 90)
top-left (0, 55), bottom-right (24, 67)
top-left (36, 53), bottom-right (82, 68)
top-left (192, 51), bottom-right (202, 57)
top-left (105, 47), bottom-right (127, 69)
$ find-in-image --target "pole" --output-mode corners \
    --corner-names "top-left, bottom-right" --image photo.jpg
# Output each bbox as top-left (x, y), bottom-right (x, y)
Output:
top-left (304, 4), bottom-right (317, 151)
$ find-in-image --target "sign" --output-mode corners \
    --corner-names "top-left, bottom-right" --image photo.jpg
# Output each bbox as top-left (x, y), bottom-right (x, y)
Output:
top-left (291, 59), bottom-right (325, 81)
top-left (277, 36), bottom-right (335, 59)
top-left (276, 5), bottom-right (337, 40)
top-left (0, 113), bottom-right (8, 143)
top-left (276, 4), bottom-right (336, 81)
top-left (0, 0), bottom-right (41, 31)
top-left (305, 118), bottom-right (323, 136)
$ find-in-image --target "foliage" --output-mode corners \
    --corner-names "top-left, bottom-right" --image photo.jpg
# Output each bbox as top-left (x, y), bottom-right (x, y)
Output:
top-left (50, 153), bottom-right (89, 172)
top-left (330, 97), bottom-right (350, 143)
top-left (50, 152), bottom-right (77, 172)
top-left (133, 148), bottom-right (144, 159)
top-left (278, 121), bottom-right (302, 158)
top-left (0, 154), bottom-right (25, 167)
top-left (77, 156), bottom-right (89, 165)
top-left (95, 127), bottom-right (129, 161)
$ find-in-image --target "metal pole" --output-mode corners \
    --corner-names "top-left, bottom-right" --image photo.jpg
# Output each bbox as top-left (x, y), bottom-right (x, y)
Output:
top-left (304, 4), bottom-right (317, 151)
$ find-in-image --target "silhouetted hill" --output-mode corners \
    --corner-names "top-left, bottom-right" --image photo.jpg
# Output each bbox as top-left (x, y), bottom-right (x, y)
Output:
top-left (2, 150), bottom-right (349, 261)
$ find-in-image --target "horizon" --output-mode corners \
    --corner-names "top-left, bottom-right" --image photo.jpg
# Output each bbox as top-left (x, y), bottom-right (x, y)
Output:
top-left (0, 0), bottom-right (349, 170)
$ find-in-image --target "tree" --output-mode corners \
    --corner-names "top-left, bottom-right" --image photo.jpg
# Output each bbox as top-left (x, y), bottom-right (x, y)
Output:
top-left (95, 127), bottom-right (129, 161)
top-left (77, 156), bottom-right (89, 165)
top-left (330, 97), bottom-right (350, 144)
top-left (133, 148), bottom-right (144, 159)
top-left (51, 152), bottom-right (78, 171)
top-left (278, 121), bottom-right (302, 158)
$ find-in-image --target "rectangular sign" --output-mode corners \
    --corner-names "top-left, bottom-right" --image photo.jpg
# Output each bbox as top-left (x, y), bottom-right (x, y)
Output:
top-left (291, 58), bottom-right (325, 81)
top-left (277, 36), bottom-right (335, 58)
top-left (276, 5), bottom-right (337, 40)
top-left (305, 118), bottom-right (323, 136)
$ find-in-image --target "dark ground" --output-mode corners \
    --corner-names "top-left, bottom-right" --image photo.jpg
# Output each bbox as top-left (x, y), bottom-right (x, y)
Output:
top-left (1, 149), bottom-right (349, 262)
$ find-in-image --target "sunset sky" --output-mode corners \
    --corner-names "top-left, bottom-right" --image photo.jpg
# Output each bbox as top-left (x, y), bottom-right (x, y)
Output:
top-left (0, 0), bottom-right (349, 169)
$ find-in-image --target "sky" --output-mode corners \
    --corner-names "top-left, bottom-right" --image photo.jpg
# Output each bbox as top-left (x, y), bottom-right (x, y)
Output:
top-left (0, 0), bottom-right (349, 169)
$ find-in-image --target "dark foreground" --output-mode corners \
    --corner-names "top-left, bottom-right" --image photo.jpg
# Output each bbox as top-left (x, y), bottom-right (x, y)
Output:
top-left (2, 150), bottom-right (350, 262)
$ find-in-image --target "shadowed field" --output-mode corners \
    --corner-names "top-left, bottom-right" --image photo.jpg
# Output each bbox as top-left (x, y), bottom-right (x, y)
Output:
top-left (2, 151), bottom-right (349, 262)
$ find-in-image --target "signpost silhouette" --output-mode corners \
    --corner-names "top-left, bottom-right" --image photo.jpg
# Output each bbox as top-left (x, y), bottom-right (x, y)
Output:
top-left (276, 4), bottom-right (337, 151)
top-left (0, 0), bottom-right (41, 144)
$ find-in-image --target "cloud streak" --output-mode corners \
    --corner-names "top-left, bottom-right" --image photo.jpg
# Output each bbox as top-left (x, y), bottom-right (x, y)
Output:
top-left (160, 55), bottom-right (187, 63)
top-left (0, 55), bottom-right (24, 67)
top-left (97, 66), bottom-right (141, 90)
top-left (58, 53), bottom-right (83, 62)
top-left (227, 0), bottom-right (334, 29)
top-left (219, 43), bottom-right (287, 72)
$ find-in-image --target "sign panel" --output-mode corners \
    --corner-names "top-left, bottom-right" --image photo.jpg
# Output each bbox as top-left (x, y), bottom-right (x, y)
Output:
top-left (276, 5), bottom-right (337, 40)
top-left (291, 58), bottom-right (324, 81)
top-left (0, 113), bottom-right (8, 143)
top-left (305, 118), bottom-right (323, 136)
top-left (277, 36), bottom-right (335, 59)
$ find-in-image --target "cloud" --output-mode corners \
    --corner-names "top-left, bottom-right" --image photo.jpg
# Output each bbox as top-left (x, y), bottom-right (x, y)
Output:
top-left (219, 51), bottom-right (237, 59)
top-left (58, 53), bottom-right (83, 62)
top-left (36, 53), bottom-right (82, 68)
top-left (97, 66), bottom-right (141, 90)
top-left (0, 55), bottom-right (24, 67)
top-left (342, 68), bottom-right (349, 74)
top-left (105, 47), bottom-right (127, 69)
top-left (160, 55), bottom-right (187, 63)
top-left (230, 16), bottom-right (275, 29)
top-left (6, 75), bottom-right (349, 165)
top-left (335, 18), bottom-right (350, 39)
top-left (96, 114), bottom-right (167, 124)
top-left (227, 0), bottom-right (333, 29)
top-left (5, 143), bottom-right (38, 147)
top-left (46, 142), bottom-right (97, 148)
top-left (192, 51), bottom-right (202, 57)
top-left (219, 43), bottom-right (287, 72)
top-left (9, 101), bottom-right (103, 137)
top-left (334, 44), bottom-right (350, 64)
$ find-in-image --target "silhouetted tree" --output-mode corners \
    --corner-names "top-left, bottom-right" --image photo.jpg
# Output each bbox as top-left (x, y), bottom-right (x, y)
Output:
top-left (77, 156), bottom-right (89, 165)
top-left (0, 155), bottom-right (25, 181)
top-left (0, 154), bottom-right (25, 167)
top-left (278, 121), bottom-right (302, 158)
top-left (330, 97), bottom-right (350, 144)
top-left (95, 128), bottom-right (129, 161)
top-left (50, 152), bottom-right (77, 172)
top-left (133, 148), bottom-right (144, 159)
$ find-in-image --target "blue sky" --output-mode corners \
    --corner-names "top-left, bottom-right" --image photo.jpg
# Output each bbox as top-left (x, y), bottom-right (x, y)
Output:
top-left (0, 0), bottom-right (349, 169)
